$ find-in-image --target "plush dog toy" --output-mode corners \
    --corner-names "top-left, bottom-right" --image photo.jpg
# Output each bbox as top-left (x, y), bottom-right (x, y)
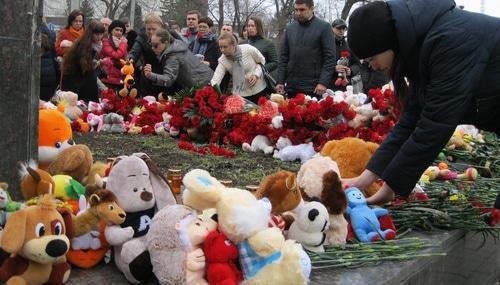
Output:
top-left (321, 137), bottom-right (380, 197)
top-left (345, 187), bottom-right (395, 242)
top-left (297, 156), bottom-right (348, 245)
top-left (118, 59), bottom-right (138, 98)
top-left (105, 153), bottom-right (177, 284)
top-left (204, 230), bottom-right (243, 285)
top-left (0, 195), bottom-right (74, 285)
top-left (287, 200), bottom-right (330, 252)
top-left (274, 142), bottom-right (317, 164)
top-left (147, 204), bottom-right (217, 285)
top-left (182, 169), bottom-right (311, 285)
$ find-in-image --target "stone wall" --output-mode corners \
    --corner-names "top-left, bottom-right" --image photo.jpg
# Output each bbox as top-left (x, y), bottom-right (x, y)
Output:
top-left (0, 0), bottom-right (41, 199)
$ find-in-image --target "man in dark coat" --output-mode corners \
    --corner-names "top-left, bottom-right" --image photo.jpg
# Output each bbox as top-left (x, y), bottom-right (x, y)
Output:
top-left (344, 0), bottom-right (500, 204)
top-left (331, 18), bottom-right (361, 91)
top-left (276, 0), bottom-right (336, 98)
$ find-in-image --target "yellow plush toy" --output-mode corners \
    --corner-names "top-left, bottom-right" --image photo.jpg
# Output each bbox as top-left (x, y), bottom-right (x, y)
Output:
top-left (321, 137), bottom-right (380, 197)
top-left (182, 169), bottom-right (311, 285)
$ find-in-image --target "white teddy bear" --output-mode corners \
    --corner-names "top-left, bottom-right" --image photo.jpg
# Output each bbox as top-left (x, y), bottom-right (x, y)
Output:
top-left (274, 142), bottom-right (317, 164)
top-left (242, 135), bottom-right (274, 155)
top-left (287, 200), bottom-right (330, 253)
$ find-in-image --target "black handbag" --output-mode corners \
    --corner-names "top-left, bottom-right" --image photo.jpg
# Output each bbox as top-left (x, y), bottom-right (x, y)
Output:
top-left (259, 63), bottom-right (276, 93)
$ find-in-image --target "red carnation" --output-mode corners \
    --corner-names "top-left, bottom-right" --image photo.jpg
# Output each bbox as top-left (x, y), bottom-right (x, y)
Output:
top-left (191, 116), bottom-right (201, 127)
top-left (340, 51), bottom-right (350, 58)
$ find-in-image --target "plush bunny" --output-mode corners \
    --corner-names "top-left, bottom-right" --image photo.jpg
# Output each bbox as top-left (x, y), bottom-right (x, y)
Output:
top-left (105, 153), bottom-right (177, 283)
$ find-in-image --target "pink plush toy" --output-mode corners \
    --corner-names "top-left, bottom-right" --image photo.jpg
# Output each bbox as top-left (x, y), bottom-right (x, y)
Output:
top-left (87, 113), bottom-right (104, 132)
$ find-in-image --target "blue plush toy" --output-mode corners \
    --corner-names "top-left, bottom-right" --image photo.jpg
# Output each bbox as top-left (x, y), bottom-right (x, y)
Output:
top-left (345, 187), bottom-right (395, 242)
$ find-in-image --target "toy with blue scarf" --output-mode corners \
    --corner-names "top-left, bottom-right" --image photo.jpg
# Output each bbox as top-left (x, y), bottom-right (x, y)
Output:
top-left (182, 169), bottom-right (311, 285)
top-left (345, 187), bottom-right (396, 242)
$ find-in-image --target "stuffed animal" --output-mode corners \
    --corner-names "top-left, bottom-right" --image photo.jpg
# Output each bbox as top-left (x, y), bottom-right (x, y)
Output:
top-left (18, 162), bottom-right (56, 200)
top-left (0, 183), bottom-right (21, 213)
top-left (56, 90), bottom-right (83, 121)
top-left (256, 171), bottom-right (303, 215)
top-left (105, 153), bottom-right (177, 284)
top-left (87, 101), bottom-right (103, 113)
top-left (271, 115), bottom-right (284, 129)
top-left (446, 131), bottom-right (473, 151)
top-left (118, 59), bottom-right (138, 98)
top-left (274, 142), bottom-right (317, 164)
top-left (274, 136), bottom-right (292, 152)
top-left (68, 190), bottom-right (126, 269)
top-left (297, 156), bottom-right (348, 245)
top-left (81, 161), bottom-right (107, 186)
top-left (242, 135), bottom-right (274, 155)
top-left (0, 183), bottom-right (21, 227)
top-left (204, 230), bottom-right (243, 285)
top-left (321, 137), bottom-right (380, 197)
top-left (87, 113), bottom-right (104, 132)
top-left (345, 187), bottom-right (395, 242)
top-left (48, 144), bottom-right (94, 183)
top-left (182, 169), bottom-right (311, 285)
top-left (0, 195), bottom-right (74, 285)
top-left (147, 204), bottom-right (217, 285)
top-left (102, 113), bottom-right (126, 133)
top-left (38, 109), bottom-right (75, 170)
top-left (287, 200), bottom-right (330, 252)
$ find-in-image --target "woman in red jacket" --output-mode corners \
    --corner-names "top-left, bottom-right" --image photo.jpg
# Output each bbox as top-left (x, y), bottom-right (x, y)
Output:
top-left (55, 10), bottom-right (85, 57)
top-left (100, 20), bottom-right (128, 86)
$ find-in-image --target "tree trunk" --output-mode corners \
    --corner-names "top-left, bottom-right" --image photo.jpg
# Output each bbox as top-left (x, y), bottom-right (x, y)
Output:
top-left (233, 0), bottom-right (241, 34)
top-left (218, 0), bottom-right (224, 30)
top-left (0, 0), bottom-right (41, 200)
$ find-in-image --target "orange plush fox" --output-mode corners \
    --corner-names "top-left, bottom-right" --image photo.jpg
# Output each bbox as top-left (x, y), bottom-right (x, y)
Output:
top-left (118, 59), bottom-right (138, 98)
top-left (38, 109), bottom-right (75, 170)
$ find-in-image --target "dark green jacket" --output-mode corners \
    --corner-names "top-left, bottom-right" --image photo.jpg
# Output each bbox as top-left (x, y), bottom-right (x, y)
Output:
top-left (248, 36), bottom-right (278, 73)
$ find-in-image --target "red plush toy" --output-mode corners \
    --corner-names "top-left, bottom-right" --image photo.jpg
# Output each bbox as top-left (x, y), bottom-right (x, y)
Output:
top-left (203, 230), bottom-right (242, 285)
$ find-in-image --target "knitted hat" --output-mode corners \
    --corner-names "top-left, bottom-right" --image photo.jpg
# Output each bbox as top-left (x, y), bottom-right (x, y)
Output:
top-left (347, 1), bottom-right (397, 59)
top-left (108, 19), bottom-right (126, 33)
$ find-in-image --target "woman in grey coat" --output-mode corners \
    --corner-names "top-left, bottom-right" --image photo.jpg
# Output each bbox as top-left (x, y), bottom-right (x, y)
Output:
top-left (143, 29), bottom-right (213, 95)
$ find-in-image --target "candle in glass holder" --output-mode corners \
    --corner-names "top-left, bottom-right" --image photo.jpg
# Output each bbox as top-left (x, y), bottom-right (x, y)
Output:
top-left (219, 180), bottom-right (233, 188)
top-left (245, 185), bottom-right (259, 192)
top-left (167, 169), bottom-right (182, 194)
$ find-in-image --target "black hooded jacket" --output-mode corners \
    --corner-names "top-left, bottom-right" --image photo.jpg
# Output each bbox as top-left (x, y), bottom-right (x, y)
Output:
top-left (366, 0), bottom-right (500, 196)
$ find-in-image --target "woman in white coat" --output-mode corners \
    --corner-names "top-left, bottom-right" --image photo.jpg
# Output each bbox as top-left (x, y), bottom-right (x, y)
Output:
top-left (210, 33), bottom-right (267, 103)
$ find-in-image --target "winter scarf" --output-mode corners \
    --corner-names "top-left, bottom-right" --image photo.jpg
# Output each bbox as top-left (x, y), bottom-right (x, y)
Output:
top-left (192, 32), bottom-right (216, 56)
top-left (69, 26), bottom-right (84, 39)
top-left (227, 46), bottom-right (245, 95)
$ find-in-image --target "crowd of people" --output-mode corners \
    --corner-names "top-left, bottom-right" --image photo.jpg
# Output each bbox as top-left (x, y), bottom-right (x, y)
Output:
top-left (39, 0), bottom-right (500, 206)
top-left (40, 0), bottom-right (387, 104)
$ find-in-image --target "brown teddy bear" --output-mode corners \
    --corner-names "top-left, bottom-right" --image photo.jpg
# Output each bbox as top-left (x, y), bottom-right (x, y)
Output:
top-left (48, 145), bottom-right (94, 183)
top-left (321, 137), bottom-right (380, 197)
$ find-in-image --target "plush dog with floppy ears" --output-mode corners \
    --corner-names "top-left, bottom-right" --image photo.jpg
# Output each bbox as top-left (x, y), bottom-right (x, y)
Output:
top-left (0, 195), bottom-right (74, 285)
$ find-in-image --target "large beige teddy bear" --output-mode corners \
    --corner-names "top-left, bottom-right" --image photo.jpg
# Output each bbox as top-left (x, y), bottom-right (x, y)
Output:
top-left (182, 169), bottom-right (311, 285)
top-left (105, 153), bottom-right (177, 284)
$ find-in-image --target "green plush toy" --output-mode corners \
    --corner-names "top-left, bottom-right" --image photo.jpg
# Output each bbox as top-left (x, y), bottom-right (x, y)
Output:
top-left (0, 182), bottom-right (22, 226)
